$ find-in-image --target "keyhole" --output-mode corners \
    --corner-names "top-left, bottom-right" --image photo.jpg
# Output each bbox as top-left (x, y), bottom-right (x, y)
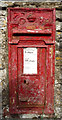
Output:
top-left (24, 80), bottom-right (26, 84)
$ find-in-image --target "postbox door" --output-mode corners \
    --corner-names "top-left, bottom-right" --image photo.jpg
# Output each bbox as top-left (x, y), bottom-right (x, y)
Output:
top-left (17, 46), bottom-right (46, 108)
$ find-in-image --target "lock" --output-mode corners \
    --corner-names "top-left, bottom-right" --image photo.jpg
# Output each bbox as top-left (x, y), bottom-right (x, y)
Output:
top-left (24, 80), bottom-right (29, 85)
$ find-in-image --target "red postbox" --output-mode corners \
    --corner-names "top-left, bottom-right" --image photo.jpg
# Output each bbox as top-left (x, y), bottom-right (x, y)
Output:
top-left (8, 8), bottom-right (55, 114)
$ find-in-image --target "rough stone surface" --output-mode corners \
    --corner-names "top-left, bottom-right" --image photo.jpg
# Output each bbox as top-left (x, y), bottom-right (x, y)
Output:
top-left (0, 1), bottom-right (62, 119)
top-left (1, 0), bottom-right (62, 2)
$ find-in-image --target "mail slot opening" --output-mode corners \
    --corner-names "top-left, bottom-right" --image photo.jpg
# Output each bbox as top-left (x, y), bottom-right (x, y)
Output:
top-left (13, 33), bottom-right (51, 36)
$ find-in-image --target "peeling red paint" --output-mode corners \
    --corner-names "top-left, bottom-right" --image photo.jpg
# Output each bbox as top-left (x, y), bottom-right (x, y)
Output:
top-left (8, 8), bottom-right (55, 114)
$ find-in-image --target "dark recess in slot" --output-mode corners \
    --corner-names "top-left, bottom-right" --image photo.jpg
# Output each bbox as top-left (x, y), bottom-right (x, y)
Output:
top-left (13, 33), bottom-right (51, 36)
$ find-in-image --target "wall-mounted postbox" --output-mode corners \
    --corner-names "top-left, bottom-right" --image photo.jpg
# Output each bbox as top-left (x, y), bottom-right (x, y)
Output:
top-left (8, 8), bottom-right (55, 114)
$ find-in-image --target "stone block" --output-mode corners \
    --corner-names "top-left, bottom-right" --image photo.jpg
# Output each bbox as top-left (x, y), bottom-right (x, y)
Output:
top-left (55, 51), bottom-right (60, 57)
top-left (59, 41), bottom-right (62, 51)
top-left (56, 32), bottom-right (61, 42)
top-left (0, 2), bottom-right (8, 7)
top-left (55, 66), bottom-right (60, 83)
top-left (56, 21), bottom-right (61, 31)
top-left (56, 10), bottom-right (60, 19)
top-left (60, 11), bottom-right (62, 20)
top-left (55, 41), bottom-right (60, 50)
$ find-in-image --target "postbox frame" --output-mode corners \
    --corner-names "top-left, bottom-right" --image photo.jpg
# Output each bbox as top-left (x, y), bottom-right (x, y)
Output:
top-left (7, 8), bottom-right (56, 114)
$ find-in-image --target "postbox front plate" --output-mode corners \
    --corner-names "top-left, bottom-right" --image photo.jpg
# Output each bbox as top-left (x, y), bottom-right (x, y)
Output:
top-left (8, 8), bottom-right (55, 114)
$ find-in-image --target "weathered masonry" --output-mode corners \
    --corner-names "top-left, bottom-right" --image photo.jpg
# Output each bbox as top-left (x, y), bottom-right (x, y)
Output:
top-left (0, 1), bottom-right (61, 119)
top-left (8, 8), bottom-right (55, 114)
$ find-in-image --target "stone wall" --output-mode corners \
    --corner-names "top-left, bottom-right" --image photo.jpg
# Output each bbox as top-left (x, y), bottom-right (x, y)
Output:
top-left (0, 1), bottom-right (62, 119)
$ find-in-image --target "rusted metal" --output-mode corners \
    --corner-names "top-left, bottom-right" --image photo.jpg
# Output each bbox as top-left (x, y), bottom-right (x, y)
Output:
top-left (8, 8), bottom-right (55, 114)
